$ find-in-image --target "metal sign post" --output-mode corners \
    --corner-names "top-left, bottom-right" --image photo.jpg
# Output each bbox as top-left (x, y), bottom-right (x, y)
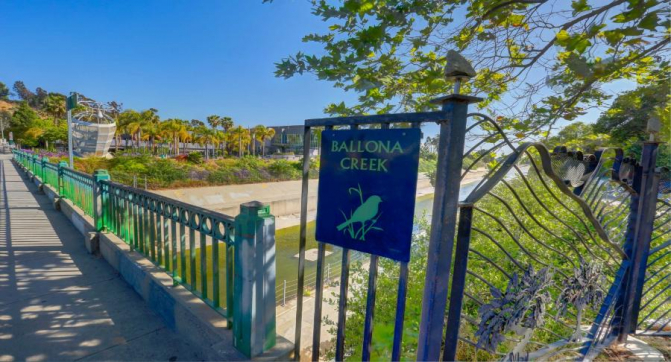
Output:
top-left (66, 93), bottom-right (78, 167)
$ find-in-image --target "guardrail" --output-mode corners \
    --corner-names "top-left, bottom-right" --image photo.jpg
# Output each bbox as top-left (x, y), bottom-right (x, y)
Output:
top-left (11, 149), bottom-right (239, 326)
top-left (99, 179), bottom-right (236, 323)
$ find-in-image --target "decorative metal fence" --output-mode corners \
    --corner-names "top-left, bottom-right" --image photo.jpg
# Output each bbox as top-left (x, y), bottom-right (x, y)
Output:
top-left (293, 102), bottom-right (665, 361)
top-left (634, 170), bottom-right (670, 337)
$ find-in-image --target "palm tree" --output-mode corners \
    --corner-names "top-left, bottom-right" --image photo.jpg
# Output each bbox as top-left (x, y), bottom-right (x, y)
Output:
top-left (227, 126), bottom-right (250, 157)
top-left (251, 125), bottom-right (263, 156)
top-left (219, 117), bottom-right (234, 156)
top-left (139, 109), bottom-right (160, 153)
top-left (44, 93), bottom-right (66, 124)
top-left (206, 115), bottom-right (222, 158)
top-left (194, 127), bottom-right (219, 161)
top-left (119, 110), bottom-right (142, 152)
top-left (255, 127), bottom-right (275, 157)
top-left (161, 119), bottom-right (187, 155)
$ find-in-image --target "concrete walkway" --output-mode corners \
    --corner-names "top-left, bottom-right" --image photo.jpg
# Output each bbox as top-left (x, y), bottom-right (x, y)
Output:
top-left (0, 156), bottom-right (204, 361)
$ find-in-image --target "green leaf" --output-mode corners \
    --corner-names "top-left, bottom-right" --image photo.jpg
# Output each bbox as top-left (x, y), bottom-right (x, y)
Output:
top-left (638, 11), bottom-right (660, 30)
top-left (571, 0), bottom-right (591, 15)
top-left (556, 29), bottom-right (571, 46)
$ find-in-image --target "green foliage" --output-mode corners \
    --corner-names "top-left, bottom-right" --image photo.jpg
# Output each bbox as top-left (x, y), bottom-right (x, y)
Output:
top-left (0, 81), bottom-right (9, 100)
top-left (11, 102), bottom-right (39, 129)
top-left (323, 216), bottom-right (432, 361)
top-left (546, 121), bottom-right (610, 153)
top-left (267, 159), bottom-right (301, 180)
top-left (187, 151), bottom-right (203, 164)
top-left (273, 0), bottom-right (669, 134)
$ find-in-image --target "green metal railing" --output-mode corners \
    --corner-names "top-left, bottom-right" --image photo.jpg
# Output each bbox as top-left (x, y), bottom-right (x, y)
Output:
top-left (11, 149), bottom-right (236, 324)
top-left (99, 180), bottom-right (236, 322)
top-left (61, 168), bottom-right (95, 217)
top-left (43, 162), bottom-right (59, 190)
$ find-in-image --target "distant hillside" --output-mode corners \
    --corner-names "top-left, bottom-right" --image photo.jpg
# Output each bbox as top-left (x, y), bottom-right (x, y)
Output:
top-left (0, 100), bottom-right (16, 113)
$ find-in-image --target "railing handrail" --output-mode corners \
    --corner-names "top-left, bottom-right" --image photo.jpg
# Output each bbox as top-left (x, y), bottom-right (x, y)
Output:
top-left (61, 166), bottom-right (95, 181)
top-left (100, 179), bottom-right (235, 224)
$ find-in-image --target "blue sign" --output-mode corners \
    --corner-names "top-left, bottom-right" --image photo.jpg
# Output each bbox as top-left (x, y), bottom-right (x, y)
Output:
top-left (315, 128), bottom-right (421, 262)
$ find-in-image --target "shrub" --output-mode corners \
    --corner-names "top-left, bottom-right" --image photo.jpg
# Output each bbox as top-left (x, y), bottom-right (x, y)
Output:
top-left (187, 152), bottom-right (203, 164)
top-left (268, 160), bottom-right (300, 180)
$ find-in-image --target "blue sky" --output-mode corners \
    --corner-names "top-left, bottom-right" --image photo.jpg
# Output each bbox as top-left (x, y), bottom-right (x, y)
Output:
top-left (0, 1), bottom-right (360, 126)
top-left (0, 1), bottom-right (632, 137)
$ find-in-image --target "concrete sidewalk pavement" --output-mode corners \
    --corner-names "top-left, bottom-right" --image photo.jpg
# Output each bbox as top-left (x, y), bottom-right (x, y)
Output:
top-left (0, 156), bottom-right (204, 361)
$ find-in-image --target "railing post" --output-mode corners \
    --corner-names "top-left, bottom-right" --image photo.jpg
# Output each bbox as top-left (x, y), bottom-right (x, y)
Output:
top-left (233, 201), bottom-right (276, 358)
top-left (93, 169), bottom-right (110, 232)
top-left (617, 141), bottom-right (660, 342)
top-left (416, 93), bottom-right (481, 361)
top-left (58, 161), bottom-right (68, 196)
top-left (41, 157), bottom-right (49, 181)
top-left (31, 154), bottom-right (37, 177)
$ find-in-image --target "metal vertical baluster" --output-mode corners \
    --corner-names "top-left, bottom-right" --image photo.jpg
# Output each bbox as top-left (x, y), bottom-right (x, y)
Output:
top-left (171, 216), bottom-right (177, 276)
top-left (180, 219), bottom-right (187, 283)
top-left (390, 121), bottom-right (412, 362)
top-left (336, 123), bottom-right (358, 362)
top-left (312, 125), bottom-right (333, 361)
top-left (442, 206), bottom-right (473, 360)
top-left (361, 255), bottom-right (378, 361)
top-left (213, 235), bottom-right (220, 308)
top-left (226, 235), bottom-right (234, 327)
top-left (294, 125), bottom-right (313, 359)
top-left (149, 201), bottom-right (156, 261)
top-left (190, 221), bottom-right (197, 290)
top-left (335, 248), bottom-right (351, 361)
top-left (163, 212), bottom-right (169, 269)
top-left (391, 262), bottom-right (409, 361)
top-left (139, 198), bottom-right (146, 254)
top-left (362, 121), bottom-right (390, 361)
top-left (157, 208), bottom-right (163, 266)
top-left (200, 224), bottom-right (208, 299)
top-left (132, 197), bottom-right (138, 250)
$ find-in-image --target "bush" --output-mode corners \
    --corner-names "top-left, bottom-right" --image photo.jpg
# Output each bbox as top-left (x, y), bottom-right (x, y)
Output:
top-left (267, 160), bottom-right (300, 180)
top-left (187, 152), bottom-right (203, 164)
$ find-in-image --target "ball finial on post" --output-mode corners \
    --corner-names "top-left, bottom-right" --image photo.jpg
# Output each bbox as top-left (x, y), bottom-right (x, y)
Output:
top-left (444, 50), bottom-right (476, 94)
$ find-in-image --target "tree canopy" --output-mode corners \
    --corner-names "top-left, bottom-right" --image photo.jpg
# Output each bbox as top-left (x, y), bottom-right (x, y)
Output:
top-left (273, 0), bottom-right (669, 137)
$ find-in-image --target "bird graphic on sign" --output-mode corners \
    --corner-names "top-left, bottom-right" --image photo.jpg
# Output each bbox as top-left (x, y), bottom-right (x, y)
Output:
top-left (337, 184), bottom-right (383, 240)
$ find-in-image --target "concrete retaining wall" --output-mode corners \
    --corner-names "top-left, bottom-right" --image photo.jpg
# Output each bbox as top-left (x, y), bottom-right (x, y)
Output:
top-left (154, 174), bottom-right (433, 218)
